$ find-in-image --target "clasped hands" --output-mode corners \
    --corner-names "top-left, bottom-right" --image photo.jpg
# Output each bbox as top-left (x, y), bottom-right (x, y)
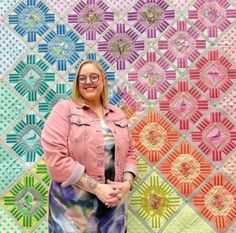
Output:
top-left (95, 179), bottom-right (130, 208)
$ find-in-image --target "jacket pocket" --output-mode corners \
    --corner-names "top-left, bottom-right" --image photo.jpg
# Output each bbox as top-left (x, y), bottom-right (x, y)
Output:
top-left (70, 114), bottom-right (91, 127)
top-left (112, 118), bottom-right (129, 143)
top-left (70, 116), bottom-right (91, 141)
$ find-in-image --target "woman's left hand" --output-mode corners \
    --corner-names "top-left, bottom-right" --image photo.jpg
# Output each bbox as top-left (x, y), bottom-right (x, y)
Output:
top-left (106, 180), bottom-right (130, 206)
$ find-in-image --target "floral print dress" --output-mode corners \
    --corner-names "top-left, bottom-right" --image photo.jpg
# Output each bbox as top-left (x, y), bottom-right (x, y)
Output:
top-left (48, 119), bottom-right (127, 233)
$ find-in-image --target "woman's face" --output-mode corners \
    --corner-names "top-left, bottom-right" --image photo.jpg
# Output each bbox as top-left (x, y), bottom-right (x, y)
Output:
top-left (78, 63), bottom-right (105, 105)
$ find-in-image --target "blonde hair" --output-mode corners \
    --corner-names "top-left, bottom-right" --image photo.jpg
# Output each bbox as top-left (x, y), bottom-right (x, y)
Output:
top-left (72, 60), bottom-right (109, 106)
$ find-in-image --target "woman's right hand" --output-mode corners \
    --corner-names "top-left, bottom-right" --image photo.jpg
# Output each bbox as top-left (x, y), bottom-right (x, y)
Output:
top-left (75, 173), bottom-right (121, 207)
top-left (95, 183), bottom-right (120, 206)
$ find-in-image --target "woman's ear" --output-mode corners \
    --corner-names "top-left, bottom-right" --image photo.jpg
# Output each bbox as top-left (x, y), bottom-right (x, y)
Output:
top-left (103, 75), bottom-right (107, 84)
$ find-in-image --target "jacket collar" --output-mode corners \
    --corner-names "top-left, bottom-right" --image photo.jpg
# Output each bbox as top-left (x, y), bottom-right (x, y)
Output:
top-left (74, 100), bottom-right (115, 114)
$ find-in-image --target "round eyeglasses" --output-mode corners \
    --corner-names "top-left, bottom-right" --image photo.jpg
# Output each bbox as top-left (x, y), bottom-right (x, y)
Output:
top-left (78, 73), bottom-right (100, 84)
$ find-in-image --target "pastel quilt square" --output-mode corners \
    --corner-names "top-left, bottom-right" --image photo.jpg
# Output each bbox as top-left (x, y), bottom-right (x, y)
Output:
top-left (127, 50), bottom-right (176, 101)
top-left (157, 19), bottom-right (210, 72)
top-left (0, 174), bottom-right (48, 231)
top-left (191, 172), bottom-right (236, 232)
top-left (129, 171), bottom-right (183, 231)
top-left (8, 54), bottom-right (55, 102)
top-left (159, 141), bottom-right (214, 197)
top-left (158, 79), bottom-right (209, 132)
top-left (7, 0), bottom-right (55, 44)
top-left (97, 21), bottom-right (145, 71)
top-left (6, 113), bottom-right (45, 163)
top-left (189, 50), bottom-right (236, 100)
top-left (68, 0), bottom-right (115, 43)
top-left (127, 0), bottom-right (175, 39)
top-left (38, 24), bottom-right (86, 72)
top-left (191, 110), bottom-right (236, 164)
top-left (132, 110), bottom-right (180, 164)
top-left (188, 0), bottom-right (236, 40)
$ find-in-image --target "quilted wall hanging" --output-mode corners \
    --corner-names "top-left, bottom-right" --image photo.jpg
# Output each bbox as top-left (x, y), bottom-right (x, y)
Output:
top-left (0, 0), bottom-right (236, 232)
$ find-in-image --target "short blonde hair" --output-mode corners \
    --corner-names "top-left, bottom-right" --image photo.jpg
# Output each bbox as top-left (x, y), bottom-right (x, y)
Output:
top-left (72, 60), bottom-right (109, 106)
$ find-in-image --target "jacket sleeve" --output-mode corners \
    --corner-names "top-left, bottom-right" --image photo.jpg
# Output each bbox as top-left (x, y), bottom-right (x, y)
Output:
top-left (41, 100), bottom-right (85, 188)
top-left (124, 125), bottom-right (138, 178)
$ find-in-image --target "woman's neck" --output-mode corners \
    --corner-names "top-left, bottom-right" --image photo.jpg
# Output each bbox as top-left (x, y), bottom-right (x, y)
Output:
top-left (81, 98), bottom-right (102, 108)
top-left (87, 102), bottom-right (103, 110)
top-left (93, 105), bottom-right (104, 119)
top-left (84, 100), bottom-right (104, 118)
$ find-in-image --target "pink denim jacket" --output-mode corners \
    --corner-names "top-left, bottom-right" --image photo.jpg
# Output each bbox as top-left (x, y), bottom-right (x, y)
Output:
top-left (41, 99), bottom-right (137, 188)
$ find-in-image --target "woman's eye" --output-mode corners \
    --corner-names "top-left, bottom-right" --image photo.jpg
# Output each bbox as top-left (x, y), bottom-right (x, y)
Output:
top-left (91, 75), bottom-right (99, 81)
top-left (79, 78), bottom-right (86, 82)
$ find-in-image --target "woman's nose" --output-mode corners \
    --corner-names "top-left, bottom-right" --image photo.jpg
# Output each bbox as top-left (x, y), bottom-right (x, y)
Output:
top-left (85, 76), bottom-right (92, 84)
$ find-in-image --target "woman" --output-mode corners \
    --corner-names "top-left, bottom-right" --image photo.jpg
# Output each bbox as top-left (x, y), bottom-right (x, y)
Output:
top-left (41, 60), bottom-right (137, 233)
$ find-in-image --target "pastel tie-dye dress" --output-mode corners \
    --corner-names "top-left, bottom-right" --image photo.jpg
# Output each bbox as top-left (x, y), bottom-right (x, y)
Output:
top-left (48, 119), bottom-right (127, 233)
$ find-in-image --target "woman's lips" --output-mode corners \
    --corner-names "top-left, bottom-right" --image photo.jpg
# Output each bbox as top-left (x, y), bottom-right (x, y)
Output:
top-left (84, 87), bottom-right (96, 91)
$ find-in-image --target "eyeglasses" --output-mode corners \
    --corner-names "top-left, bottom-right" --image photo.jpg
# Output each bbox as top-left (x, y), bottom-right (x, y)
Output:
top-left (78, 73), bottom-right (100, 84)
